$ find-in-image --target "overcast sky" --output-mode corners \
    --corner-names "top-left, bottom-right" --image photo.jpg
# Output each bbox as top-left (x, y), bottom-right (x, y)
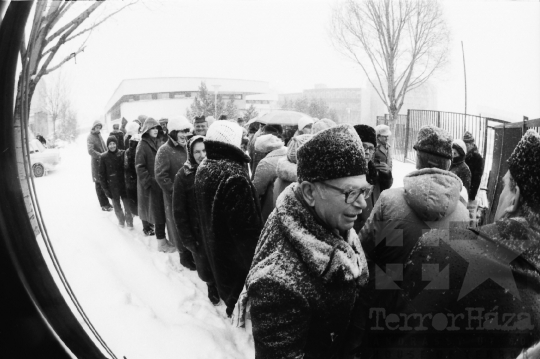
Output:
top-left (41, 0), bottom-right (540, 125)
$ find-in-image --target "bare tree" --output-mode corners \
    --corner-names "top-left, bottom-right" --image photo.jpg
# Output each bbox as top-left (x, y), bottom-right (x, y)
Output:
top-left (331, 0), bottom-right (450, 120)
top-left (39, 71), bottom-right (70, 143)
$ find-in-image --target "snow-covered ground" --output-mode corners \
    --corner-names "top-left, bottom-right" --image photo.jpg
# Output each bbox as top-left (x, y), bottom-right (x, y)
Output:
top-left (33, 135), bottom-right (416, 359)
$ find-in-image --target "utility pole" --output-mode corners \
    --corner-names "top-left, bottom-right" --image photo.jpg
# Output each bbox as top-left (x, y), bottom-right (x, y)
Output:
top-left (212, 85), bottom-right (221, 118)
top-left (461, 41), bottom-right (467, 115)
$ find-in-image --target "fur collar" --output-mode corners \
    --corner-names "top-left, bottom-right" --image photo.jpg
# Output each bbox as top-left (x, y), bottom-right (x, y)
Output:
top-left (275, 183), bottom-right (368, 285)
top-left (276, 158), bottom-right (298, 182)
top-left (205, 140), bottom-right (250, 164)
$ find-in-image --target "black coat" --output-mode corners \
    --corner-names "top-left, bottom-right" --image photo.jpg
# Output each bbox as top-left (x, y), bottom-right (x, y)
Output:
top-left (465, 145), bottom-right (484, 200)
top-left (450, 158), bottom-right (471, 198)
top-left (124, 138), bottom-right (138, 216)
top-left (98, 149), bottom-right (126, 200)
top-left (136, 119), bottom-right (166, 224)
top-left (247, 183), bottom-right (369, 359)
top-left (87, 121), bottom-right (106, 182)
top-left (362, 215), bottom-right (540, 359)
top-left (194, 140), bottom-right (263, 313)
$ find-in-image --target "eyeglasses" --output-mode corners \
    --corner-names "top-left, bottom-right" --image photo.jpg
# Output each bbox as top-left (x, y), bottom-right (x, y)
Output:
top-left (319, 181), bottom-right (373, 204)
top-left (363, 146), bottom-right (376, 153)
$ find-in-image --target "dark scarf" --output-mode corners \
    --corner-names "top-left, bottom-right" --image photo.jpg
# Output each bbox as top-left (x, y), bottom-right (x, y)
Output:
top-left (452, 154), bottom-right (465, 165)
top-left (184, 135), bottom-right (204, 175)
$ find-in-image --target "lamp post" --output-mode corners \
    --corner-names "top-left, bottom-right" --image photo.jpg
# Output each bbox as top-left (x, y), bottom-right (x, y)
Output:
top-left (212, 84), bottom-right (221, 118)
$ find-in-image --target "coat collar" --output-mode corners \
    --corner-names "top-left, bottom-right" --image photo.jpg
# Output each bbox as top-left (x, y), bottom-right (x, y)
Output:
top-left (141, 135), bottom-right (159, 152)
top-left (205, 140), bottom-right (250, 164)
top-left (275, 183), bottom-right (368, 286)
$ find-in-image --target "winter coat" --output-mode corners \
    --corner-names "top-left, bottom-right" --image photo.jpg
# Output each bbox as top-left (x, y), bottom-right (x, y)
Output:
top-left (465, 144), bottom-right (484, 200)
top-left (252, 146), bottom-right (288, 224)
top-left (373, 215), bottom-right (540, 359)
top-left (354, 161), bottom-right (381, 232)
top-left (155, 137), bottom-right (188, 247)
top-left (195, 140), bottom-right (263, 313)
top-left (358, 168), bottom-right (469, 309)
top-left (450, 157), bottom-right (471, 199)
top-left (373, 140), bottom-right (393, 191)
top-left (273, 157), bottom-right (297, 207)
top-left (136, 118), bottom-right (166, 224)
top-left (248, 129), bottom-right (263, 175)
top-left (124, 134), bottom-right (131, 151)
top-left (109, 129), bottom-right (125, 150)
top-left (246, 183), bottom-right (369, 359)
top-left (98, 149), bottom-right (126, 200)
top-left (124, 138), bottom-right (138, 216)
top-left (173, 136), bottom-right (213, 283)
top-left (87, 120), bottom-right (106, 182)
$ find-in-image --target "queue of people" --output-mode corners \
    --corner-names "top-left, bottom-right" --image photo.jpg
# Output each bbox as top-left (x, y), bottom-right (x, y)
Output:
top-left (88, 114), bottom-right (539, 359)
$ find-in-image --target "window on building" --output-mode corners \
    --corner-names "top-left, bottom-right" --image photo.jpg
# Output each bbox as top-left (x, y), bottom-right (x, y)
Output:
top-left (157, 93), bottom-right (169, 99)
top-left (139, 94), bottom-right (152, 101)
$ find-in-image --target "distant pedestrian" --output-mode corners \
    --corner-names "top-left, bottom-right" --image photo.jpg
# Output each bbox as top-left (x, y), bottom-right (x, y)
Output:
top-left (173, 135), bottom-right (220, 304)
top-left (124, 121), bottom-right (140, 150)
top-left (218, 114), bottom-right (227, 121)
top-left (353, 124), bottom-right (380, 232)
top-left (195, 120), bottom-right (263, 317)
top-left (120, 117), bottom-right (128, 136)
top-left (293, 116), bottom-right (314, 137)
top-left (373, 124), bottom-right (393, 191)
top-left (450, 139), bottom-right (471, 199)
top-left (124, 134), bottom-right (141, 217)
top-left (87, 120), bottom-right (112, 211)
top-left (135, 118), bottom-right (176, 252)
top-left (109, 123), bottom-right (125, 150)
top-left (250, 124), bottom-right (283, 178)
top-left (36, 134), bottom-right (47, 147)
top-left (157, 118), bottom-right (169, 147)
top-left (463, 131), bottom-right (485, 224)
top-left (194, 116), bottom-right (208, 136)
top-left (99, 136), bottom-right (133, 228)
top-left (155, 117), bottom-right (195, 269)
top-left (252, 134), bottom-right (287, 223)
top-left (272, 134), bottom-right (313, 205)
top-left (246, 124), bottom-right (370, 359)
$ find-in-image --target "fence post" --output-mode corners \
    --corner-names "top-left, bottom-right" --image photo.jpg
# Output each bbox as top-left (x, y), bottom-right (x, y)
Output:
top-left (483, 117), bottom-right (488, 160)
top-left (404, 110), bottom-right (411, 161)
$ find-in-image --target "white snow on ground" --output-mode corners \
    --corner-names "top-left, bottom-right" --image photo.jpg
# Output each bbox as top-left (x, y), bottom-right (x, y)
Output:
top-left (33, 135), bottom-right (417, 359)
top-left (34, 136), bottom-right (254, 359)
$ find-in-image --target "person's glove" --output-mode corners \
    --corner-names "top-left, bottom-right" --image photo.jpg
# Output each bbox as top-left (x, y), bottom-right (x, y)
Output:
top-left (375, 162), bottom-right (390, 174)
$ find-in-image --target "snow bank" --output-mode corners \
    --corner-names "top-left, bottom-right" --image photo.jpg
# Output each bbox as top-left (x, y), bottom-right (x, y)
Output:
top-left (34, 135), bottom-right (254, 359)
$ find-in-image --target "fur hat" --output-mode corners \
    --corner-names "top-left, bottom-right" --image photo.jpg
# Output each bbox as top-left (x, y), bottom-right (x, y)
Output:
top-left (452, 139), bottom-right (467, 157)
top-left (255, 134), bottom-right (284, 153)
top-left (312, 118), bottom-right (337, 134)
top-left (106, 135), bottom-right (118, 147)
top-left (298, 116), bottom-right (314, 131)
top-left (375, 124), bottom-right (391, 137)
top-left (354, 124), bottom-right (376, 146)
top-left (126, 121), bottom-right (140, 136)
top-left (194, 116), bottom-right (207, 124)
top-left (206, 120), bottom-right (243, 148)
top-left (168, 116), bottom-right (193, 132)
top-left (287, 134), bottom-right (313, 164)
top-left (413, 125), bottom-right (453, 159)
top-left (297, 124), bottom-right (367, 183)
top-left (463, 131), bottom-right (475, 143)
top-left (508, 129), bottom-right (540, 211)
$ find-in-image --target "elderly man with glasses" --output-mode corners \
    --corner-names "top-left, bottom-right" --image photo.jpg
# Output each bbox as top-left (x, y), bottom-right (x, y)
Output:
top-left (374, 124), bottom-right (393, 191)
top-left (246, 125), bottom-right (371, 359)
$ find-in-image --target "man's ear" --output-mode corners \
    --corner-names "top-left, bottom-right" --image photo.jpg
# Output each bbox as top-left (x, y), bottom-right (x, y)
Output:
top-left (299, 181), bottom-right (316, 207)
top-left (505, 185), bottom-right (521, 214)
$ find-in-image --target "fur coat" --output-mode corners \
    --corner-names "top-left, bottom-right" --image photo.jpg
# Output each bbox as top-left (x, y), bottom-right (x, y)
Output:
top-left (195, 140), bottom-right (263, 314)
top-left (247, 183), bottom-right (369, 359)
top-left (450, 156), bottom-right (472, 199)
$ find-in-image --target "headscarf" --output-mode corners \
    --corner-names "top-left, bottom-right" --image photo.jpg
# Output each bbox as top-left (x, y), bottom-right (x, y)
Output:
top-left (184, 135), bottom-right (205, 175)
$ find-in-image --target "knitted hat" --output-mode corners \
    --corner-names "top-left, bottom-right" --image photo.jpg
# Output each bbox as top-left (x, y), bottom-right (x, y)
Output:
top-left (255, 134), bottom-right (284, 153)
top-left (159, 118), bottom-right (169, 124)
top-left (106, 135), bottom-right (118, 147)
top-left (287, 134), bottom-right (313, 164)
top-left (508, 129), bottom-right (540, 211)
top-left (205, 120), bottom-right (243, 148)
top-left (126, 121), bottom-right (140, 136)
top-left (463, 131), bottom-right (475, 143)
top-left (413, 125), bottom-right (453, 159)
top-left (297, 124), bottom-right (367, 183)
top-left (298, 116), bottom-right (314, 131)
top-left (375, 124), bottom-right (391, 137)
top-left (194, 116), bottom-right (207, 124)
top-left (354, 124), bottom-right (376, 146)
top-left (168, 116), bottom-right (193, 132)
top-left (452, 139), bottom-right (467, 157)
top-left (312, 118), bottom-right (337, 134)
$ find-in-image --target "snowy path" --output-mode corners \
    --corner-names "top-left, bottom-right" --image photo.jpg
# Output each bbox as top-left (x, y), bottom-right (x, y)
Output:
top-left (34, 137), bottom-right (254, 359)
top-left (33, 136), bottom-right (416, 359)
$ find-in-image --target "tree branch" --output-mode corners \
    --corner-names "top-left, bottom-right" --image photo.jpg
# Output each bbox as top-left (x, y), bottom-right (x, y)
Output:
top-left (42, 46), bottom-right (86, 77)
top-left (46, 2), bottom-right (103, 43)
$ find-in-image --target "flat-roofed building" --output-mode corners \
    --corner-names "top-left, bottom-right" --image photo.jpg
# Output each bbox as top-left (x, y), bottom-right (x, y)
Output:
top-left (104, 77), bottom-right (270, 127)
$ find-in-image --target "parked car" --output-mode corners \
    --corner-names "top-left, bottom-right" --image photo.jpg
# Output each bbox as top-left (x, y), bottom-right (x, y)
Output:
top-left (29, 139), bottom-right (61, 177)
